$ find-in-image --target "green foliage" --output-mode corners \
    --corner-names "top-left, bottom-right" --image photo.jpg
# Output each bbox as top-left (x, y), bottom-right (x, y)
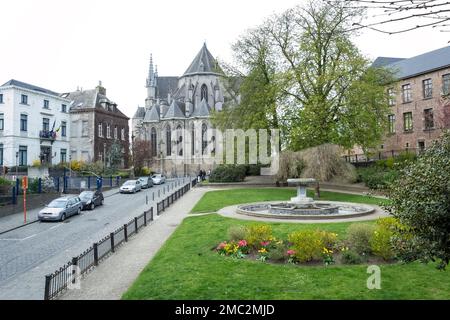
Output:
top-left (346, 223), bottom-right (375, 255)
top-left (109, 141), bottom-right (123, 170)
top-left (0, 177), bottom-right (12, 186)
top-left (228, 225), bottom-right (247, 242)
top-left (288, 230), bottom-right (337, 263)
top-left (245, 224), bottom-right (273, 248)
top-left (386, 132), bottom-right (450, 269)
top-left (357, 166), bottom-right (400, 190)
top-left (341, 250), bottom-right (364, 265)
top-left (370, 218), bottom-right (400, 261)
top-left (209, 165), bottom-right (246, 182)
top-left (267, 241), bottom-right (288, 262)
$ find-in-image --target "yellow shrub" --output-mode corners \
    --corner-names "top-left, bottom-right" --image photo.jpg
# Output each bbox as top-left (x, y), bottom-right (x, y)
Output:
top-left (70, 160), bottom-right (85, 172)
top-left (32, 159), bottom-right (41, 167)
top-left (288, 230), bottom-right (338, 263)
top-left (245, 224), bottom-right (273, 248)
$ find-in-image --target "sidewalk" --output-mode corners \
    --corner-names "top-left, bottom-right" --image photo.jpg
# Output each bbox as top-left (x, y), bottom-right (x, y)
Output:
top-left (60, 186), bottom-right (212, 300)
top-left (0, 188), bottom-right (119, 235)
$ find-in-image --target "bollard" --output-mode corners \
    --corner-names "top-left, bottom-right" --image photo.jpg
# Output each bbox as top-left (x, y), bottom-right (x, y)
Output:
top-left (38, 178), bottom-right (42, 193)
top-left (146, 195), bottom-right (148, 205)
top-left (88, 176), bottom-right (91, 189)
top-left (110, 176), bottom-right (113, 187)
top-left (152, 192), bottom-right (154, 201)
top-left (124, 224), bottom-right (128, 242)
top-left (12, 186), bottom-right (17, 205)
top-left (16, 178), bottom-right (19, 195)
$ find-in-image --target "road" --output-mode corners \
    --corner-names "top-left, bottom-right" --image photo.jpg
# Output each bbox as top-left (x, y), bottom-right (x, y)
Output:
top-left (0, 178), bottom-right (187, 299)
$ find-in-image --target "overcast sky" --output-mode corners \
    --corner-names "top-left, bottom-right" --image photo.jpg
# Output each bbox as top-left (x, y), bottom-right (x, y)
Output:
top-left (1, 0), bottom-right (449, 119)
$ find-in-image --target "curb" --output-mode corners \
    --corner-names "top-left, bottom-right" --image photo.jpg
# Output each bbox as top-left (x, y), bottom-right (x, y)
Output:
top-left (0, 219), bottom-right (39, 235)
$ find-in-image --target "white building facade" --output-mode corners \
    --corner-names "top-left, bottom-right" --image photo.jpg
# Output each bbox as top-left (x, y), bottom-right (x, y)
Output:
top-left (0, 80), bottom-right (71, 168)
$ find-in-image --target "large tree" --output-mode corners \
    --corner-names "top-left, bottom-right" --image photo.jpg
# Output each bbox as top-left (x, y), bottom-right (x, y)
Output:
top-left (214, 0), bottom-right (393, 153)
top-left (132, 139), bottom-right (152, 175)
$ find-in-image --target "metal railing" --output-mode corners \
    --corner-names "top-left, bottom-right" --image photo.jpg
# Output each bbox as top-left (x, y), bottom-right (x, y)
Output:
top-left (44, 177), bottom-right (196, 300)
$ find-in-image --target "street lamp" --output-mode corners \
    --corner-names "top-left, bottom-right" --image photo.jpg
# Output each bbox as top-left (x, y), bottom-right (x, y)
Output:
top-left (15, 151), bottom-right (18, 178)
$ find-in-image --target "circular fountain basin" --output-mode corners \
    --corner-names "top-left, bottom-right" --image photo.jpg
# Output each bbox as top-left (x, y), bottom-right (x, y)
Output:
top-left (236, 201), bottom-right (375, 220)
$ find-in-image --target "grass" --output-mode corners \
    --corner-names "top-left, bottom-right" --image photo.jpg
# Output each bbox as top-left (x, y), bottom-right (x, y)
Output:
top-left (123, 214), bottom-right (450, 299)
top-left (191, 187), bottom-right (386, 213)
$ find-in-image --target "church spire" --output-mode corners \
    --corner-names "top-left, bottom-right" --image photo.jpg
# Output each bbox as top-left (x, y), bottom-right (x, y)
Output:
top-left (147, 54), bottom-right (155, 87)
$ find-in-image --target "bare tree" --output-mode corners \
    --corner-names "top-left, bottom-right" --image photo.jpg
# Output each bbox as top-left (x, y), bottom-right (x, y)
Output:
top-left (132, 139), bottom-right (153, 175)
top-left (330, 0), bottom-right (450, 34)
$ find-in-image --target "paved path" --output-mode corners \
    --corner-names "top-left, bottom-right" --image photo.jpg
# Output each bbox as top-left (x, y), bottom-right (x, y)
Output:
top-left (60, 186), bottom-right (215, 300)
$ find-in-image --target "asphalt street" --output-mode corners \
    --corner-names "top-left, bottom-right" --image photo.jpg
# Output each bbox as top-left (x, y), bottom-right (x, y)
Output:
top-left (0, 178), bottom-right (187, 299)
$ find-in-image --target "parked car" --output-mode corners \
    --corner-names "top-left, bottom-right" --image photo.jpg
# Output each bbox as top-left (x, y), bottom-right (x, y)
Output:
top-left (119, 180), bottom-right (142, 193)
top-left (138, 176), bottom-right (154, 189)
top-left (151, 173), bottom-right (166, 185)
top-left (38, 196), bottom-right (83, 222)
top-left (79, 190), bottom-right (104, 210)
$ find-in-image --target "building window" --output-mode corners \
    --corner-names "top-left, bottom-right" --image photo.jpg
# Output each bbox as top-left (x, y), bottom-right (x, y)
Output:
top-left (98, 123), bottom-right (103, 137)
top-left (388, 114), bottom-right (395, 134)
top-left (21, 94), bottom-right (28, 105)
top-left (166, 125), bottom-right (172, 155)
top-left (61, 121), bottom-right (67, 137)
top-left (114, 126), bottom-right (118, 139)
top-left (387, 88), bottom-right (395, 106)
top-left (106, 124), bottom-right (111, 138)
top-left (201, 84), bottom-right (208, 102)
top-left (151, 127), bottom-right (157, 157)
top-left (0, 144), bottom-right (3, 165)
top-left (418, 141), bottom-right (425, 153)
top-left (42, 118), bottom-right (50, 131)
top-left (202, 123), bottom-right (207, 155)
top-left (81, 120), bottom-right (88, 137)
top-left (98, 153), bottom-right (103, 162)
top-left (403, 112), bottom-right (413, 132)
top-left (402, 84), bottom-right (412, 103)
top-left (443, 74), bottom-right (450, 95)
top-left (43, 100), bottom-right (50, 109)
top-left (60, 149), bottom-right (67, 163)
top-left (423, 79), bottom-right (432, 99)
top-left (0, 113), bottom-right (4, 131)
top-left (191, 125), bottom-right (195, 156)
top-left (177, 125), bottom-right (183, 156)
top-left (61, 104), bottom-right (67, 113)
top-left (121, 128), bottom-right (125, 141)
top-left (424, 108), bottom-right (434, 130)
top-left (0, 94), bottom-right (4, 103)
top-left (20, 114), bottom-right (28, 131)
top-left (19, 145), bottom-right (27, 166)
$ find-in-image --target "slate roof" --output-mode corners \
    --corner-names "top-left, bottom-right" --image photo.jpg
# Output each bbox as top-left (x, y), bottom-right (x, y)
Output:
top-left (133, 106), bottom-right (146, 118)
top-left (375, 46), bottom-right (450, 80)
top-left (372, 57), bottom-right (405, 68)
top-left (1, 79), bottom-right (60, 97)
top-left (163, 100), bottom-right (185, 119)
top-left (144, 105), bottom-right (160, 122)
top-left (156, 76), bottom-right (179, 100)
top-left (191, 98), bottom-right (211, 118)
top-left (183, 43), bottom-right (223, 76)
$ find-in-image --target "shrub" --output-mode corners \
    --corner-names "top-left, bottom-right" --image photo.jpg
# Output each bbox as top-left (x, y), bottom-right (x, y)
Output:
top-left (209, 165), bottom-right (246, 182)
top-left (70, 160), bottom-right (85, 172)
top-left (245, 224), bottom-right (273, 248)
top-left (246, 164), bottom-right (263, 176)
top-left (228, 225), bottom-right (247, 242)
top-left (32, 159), bottom-right (41, 167)
top-left (288, 230), bottom-right (319, 262)
top-left (356, 166), bottom-right (400, 190)
top-left (267, 241), bottom-right (288, 262)
top-left (0, 177), bottom-right (12, 186)
top-left (341, 250), bottom-right (364, 264)
top-left (370, 218), bottom-right (400, 261)
top-left (277, 151), bottom-right (305, 182)
top-left (346, 223), bottom-right (375, 255)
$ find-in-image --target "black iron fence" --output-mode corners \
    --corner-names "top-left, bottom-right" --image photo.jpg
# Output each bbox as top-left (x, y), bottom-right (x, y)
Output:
top-left (343, 148), bottom-right (420, 166)
top-left (44, 178), bottom-right (196, 300)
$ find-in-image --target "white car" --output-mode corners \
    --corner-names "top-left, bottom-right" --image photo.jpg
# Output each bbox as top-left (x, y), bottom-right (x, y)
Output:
top-left (119, 180), bottom-right (142, 193)
top-left (151, 174), bottom-right (166, 185)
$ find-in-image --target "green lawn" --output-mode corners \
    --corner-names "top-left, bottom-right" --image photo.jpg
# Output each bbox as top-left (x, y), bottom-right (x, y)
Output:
top-left (191, 187), bottom-right (386, 213)
top-left (123, 213), bottom-right (449, 300)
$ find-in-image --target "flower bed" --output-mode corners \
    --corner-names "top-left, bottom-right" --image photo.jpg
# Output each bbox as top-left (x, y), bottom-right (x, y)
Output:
top-left (215, 218), bottom-right (404, 266)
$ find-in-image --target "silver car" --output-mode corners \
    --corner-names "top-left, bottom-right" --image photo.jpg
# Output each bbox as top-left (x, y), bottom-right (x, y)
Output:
top-left (120, 180), bottom-right (142, 193)
top-left (38, 196), bottom-right (83, 222)
top-left (151, 174), bottom-right (166, 185)
top-left (138, 176), bottom-right (153, 189)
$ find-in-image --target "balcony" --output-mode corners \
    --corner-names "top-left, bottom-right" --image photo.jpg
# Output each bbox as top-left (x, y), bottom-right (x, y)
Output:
top-left (40, 130), bottom-right (57, 144)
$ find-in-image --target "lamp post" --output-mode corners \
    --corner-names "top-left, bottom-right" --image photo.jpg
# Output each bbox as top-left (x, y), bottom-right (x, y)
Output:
top-left (15, 151), bottom-right (18, 178)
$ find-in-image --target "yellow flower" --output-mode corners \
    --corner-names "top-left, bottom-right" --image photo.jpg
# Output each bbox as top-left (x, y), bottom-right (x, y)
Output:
top-left (258, 248), bottom-right (267, 254)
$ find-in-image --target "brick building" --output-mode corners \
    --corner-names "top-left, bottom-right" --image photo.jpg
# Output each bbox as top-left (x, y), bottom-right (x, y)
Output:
top-left (63, 83), bottom-right (130, 168)
top-left (373, 46), bottom-right (450, 156)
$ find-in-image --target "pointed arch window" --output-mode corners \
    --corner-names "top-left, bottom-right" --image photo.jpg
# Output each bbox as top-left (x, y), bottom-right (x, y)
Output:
top-left (151, 127), bottom-right (157, 157)
top-left (201, 84), bottom-right (208, 102)
top-left (201, 123), bottom-right (208, 155)
top-left (166, 125), bottom-right (172, 156)
top-left (191, 124), bottom-right (195, 156)
top-left (177, 125), bottom-right (183, 156)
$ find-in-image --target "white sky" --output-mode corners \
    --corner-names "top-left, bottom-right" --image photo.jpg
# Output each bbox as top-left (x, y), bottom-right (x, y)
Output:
top-left (1, 0), bottom-right (449, 119)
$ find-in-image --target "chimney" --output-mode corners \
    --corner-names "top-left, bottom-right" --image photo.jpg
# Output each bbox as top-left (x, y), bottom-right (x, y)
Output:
top-left (96, 80), bottom-right (106, 95)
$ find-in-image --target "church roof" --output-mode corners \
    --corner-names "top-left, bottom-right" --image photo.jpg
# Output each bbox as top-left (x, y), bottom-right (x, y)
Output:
top-left (191, 98), bottom-right (211, 118)
top-left (144, 105), bottom-right (160, 122)
top-left (163, 100), bottom-right (185, 119)
top-left (156, 76), bottom-right (179, 100)
top-left (183, 43), bottom-right (223, 77)
top-left (133, 106), bottom-right (146, 119)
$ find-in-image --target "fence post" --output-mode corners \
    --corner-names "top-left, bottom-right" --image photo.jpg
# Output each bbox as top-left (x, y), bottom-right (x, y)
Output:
top-left (93, 243), bottom-right (99, 266)
top-left (44, 275), bottom-right (52, 300)
top-left (144, 211), bottom-right (147, 226)
top-left (110, 232), bottom-right (115, 253)
top-left (134, 217), bottom-right (138, 233)
top-left (71, 257), bottom-right (78, 284)
top-left (150, 208), bottom-right (154, 221)
top-left (38, 178), bottom-right (42, 193)
top-left (12, 187), bottom-right (17, 205)
top-left (124, 224), bottom-right (128, 242)
top-left (116, 176), bottom-right (120, 186)
top-left (110, 176), bottom-right (113, 187)
top-left (56, 177), bottom-right (60, 193)
top-left (16, 178), bottom-right (19, 195)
